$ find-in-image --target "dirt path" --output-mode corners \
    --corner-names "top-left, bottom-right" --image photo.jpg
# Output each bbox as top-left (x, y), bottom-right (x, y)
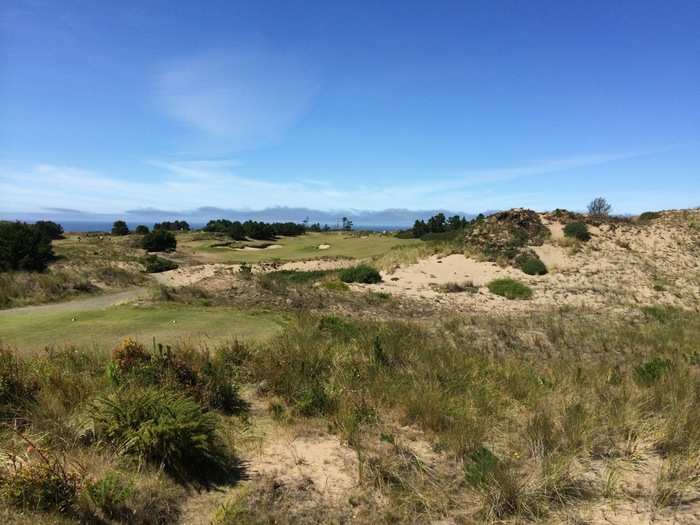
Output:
top-left (0, 287), bottom-right (149, 317)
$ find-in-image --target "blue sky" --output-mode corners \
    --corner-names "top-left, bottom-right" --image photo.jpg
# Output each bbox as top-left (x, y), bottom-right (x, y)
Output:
top-left (1, 0), bottom-right (699, 216)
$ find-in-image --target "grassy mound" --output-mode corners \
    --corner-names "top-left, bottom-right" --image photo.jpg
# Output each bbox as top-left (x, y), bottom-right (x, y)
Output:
top-left (515, 254), bottom-right (547, 275)
top-left (339, 265), bottom-right (382, 284)
top-left (563, 222), bottom-right (590, 241)
top-left (487, 278), bottom-right (533, 299)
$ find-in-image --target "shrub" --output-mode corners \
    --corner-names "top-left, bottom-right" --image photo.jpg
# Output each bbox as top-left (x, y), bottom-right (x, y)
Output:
top-left (33, 220), bottom-right (64, 240)
top-left (0, 456), bottom-right (82, 513)
top-left (487, 278), bottom-right (533, 300)
top-left (108, 339), bottom-right (244, 414)
top-left (634, 357), bottom-right (673, 386)
top-left (339, 264), bottom-right (382, 284)
top-left (82, 471), bottom-right (134, 521)
top-left (436, 281), bottom-right (479, 293)
top-left (111, 220), bottom-right (130, 236)
top-left (587, 197), bottom-right (612, 217)
top-left (87, 387), bottom-right (227, 478)
top-left (515, 254), bottom-right (548, 275)
top-left (141, 255), bottom-right (178, 273)
top-left (0, 221), bottom-right (54, 272)
top-left (638, 211), bottom-right (661, 222)
top-left (141, 229), bottom-right (176, 252)
top-left (134, 225), bottom-right (150, 235)
top-left (563, 222), bottom-right (590, 242)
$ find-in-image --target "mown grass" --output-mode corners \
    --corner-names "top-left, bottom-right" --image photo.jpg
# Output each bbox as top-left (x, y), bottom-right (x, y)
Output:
top-left (0, 304), bottom-right (285, 353)
top-left (177, 231), bottom-right (420, 264)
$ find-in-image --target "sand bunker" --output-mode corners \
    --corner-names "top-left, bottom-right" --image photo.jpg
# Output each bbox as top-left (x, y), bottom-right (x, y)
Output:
top-left (236, 244), bottom-right (282, 251)
top-left (318, 244), bottom-right (331, 250)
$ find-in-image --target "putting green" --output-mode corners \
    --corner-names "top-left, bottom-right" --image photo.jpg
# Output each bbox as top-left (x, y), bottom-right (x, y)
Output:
top-left (177, 231), bottom-right (419, 263)
top-left (0, 304), bottom-right (286, 354)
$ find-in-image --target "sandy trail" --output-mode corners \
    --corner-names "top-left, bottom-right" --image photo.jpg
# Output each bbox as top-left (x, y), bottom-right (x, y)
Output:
top-left (0, 287), bottom-right (149, 317)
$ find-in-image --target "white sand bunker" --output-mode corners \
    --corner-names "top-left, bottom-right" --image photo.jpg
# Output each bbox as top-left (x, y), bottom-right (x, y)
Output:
top-left (318, 244), bottom-right (331, 250)
top-left (235, 244), bottom-right (282, 251)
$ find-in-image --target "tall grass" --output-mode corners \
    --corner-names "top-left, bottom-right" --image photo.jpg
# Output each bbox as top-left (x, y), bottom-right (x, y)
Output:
top-left (245, 307), bottom-right (700, 520)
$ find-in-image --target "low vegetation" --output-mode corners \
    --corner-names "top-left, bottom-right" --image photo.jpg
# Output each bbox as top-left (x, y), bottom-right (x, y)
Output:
top-left (563, 221), bottom-right (591, 241)
top-left (141, 229), bottom-right (177, 252)
top-left (339, 264), bottom-right (382, 284)
top-left (1, 304), bottom-right (700, 523)
top-left (515, 253), bottom-right (548, 275)
top-left (487, 278), bottom-right (533, 299)
top-left (141, 254), bottom-right (178, 273)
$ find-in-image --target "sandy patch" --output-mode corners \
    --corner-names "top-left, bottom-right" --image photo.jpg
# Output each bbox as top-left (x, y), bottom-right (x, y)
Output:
top-left (532, 243), bottom-right (574, 270)
top-left (152, 263), bottom-right (240, 287)
top-left (318, 244), bottom-right (331, 250)
top-left (251, 433), bottom-right (358, 503)
top-left (543, 220), bottom-right (566, 240)
top-left (236, 244), bottom-right (282, 251)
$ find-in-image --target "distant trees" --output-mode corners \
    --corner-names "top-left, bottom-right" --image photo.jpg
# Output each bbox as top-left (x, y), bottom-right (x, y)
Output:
top-left (0, 221), bottom-right (54, 272)
top-left (341, 217), bottom-right (353, 231)
top-left (154, 220), bottom-right (190, 232)
top-left (34, 220), bottom-right (64, 240)
top-left (204, 219), bottom-right (306, 240)
top-left (141, 229), bottom-right (177, 252)
top-left (134, 225), bottom-right (150, 235)
top-left (587, 197), bottom-right (612, 217)
top-left (111, 220), bottom-right (130, 236)
top-left (411, 213), bottom-right (469, 238)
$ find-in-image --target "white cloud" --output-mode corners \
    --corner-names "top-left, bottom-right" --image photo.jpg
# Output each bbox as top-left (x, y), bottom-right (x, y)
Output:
top-left (0, 149), bottom-right (659, 214)
top-left (154, 48), bottom-right (320, 149)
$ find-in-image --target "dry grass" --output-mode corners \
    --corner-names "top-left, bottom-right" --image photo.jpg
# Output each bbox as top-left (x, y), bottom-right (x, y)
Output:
top-left (1, 305), bottom-right (699, 523)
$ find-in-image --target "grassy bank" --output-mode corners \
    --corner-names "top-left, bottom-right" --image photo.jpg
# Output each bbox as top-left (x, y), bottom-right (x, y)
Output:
top-left (1, 305), bottom-right (698, 523)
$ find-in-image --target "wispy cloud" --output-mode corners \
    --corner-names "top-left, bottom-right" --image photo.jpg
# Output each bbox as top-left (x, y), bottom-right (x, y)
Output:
top-left (154, 48), bottom-right (320, 150)
top-left (0, 148), bottom-right (662, 214)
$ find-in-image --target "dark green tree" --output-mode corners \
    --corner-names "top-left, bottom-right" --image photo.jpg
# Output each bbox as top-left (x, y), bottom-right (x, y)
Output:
top-left (34, 220), bottom-right (64, 240)
top-left (0, 221), bottom-right (54, 272)
top-left (111, 220), bottom-right (130, 236)
top-left (141, 229), bottom-right (177, 252)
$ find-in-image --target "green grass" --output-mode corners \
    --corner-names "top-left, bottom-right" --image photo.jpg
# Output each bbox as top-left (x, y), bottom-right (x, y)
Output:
top-left (0, 304), bottom-right (285, 353)
top-left (487, 278), bottom-right (533, 300)
top-left (177, 231), bottom-right (419, 264)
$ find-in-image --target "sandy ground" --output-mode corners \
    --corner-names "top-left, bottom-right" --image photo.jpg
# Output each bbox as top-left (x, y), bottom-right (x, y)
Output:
top-left (357, 211), bottom-right (700, 312)
top-left (153, 210), bottom-right (700, 314)
top-left (152, 259), bottom-right (357, 288)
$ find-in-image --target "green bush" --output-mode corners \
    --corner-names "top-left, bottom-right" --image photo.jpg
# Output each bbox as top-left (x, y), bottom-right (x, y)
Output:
top-left (487, 278), bottom-right (533, 300)
top-left (141, 229), bottom-right (177, 252)
top-left (108, 338), bottom-right (245, 414)
top-left (142, 255), bottom-right (178, 273)
top-left (33, 220), bottom-right (64, 240)
top-left (87, 387), bottom-right (227, 478)
top-left (0, 458), bottom-right (82, 513)
top-left (563, 222), bottom-right (590, 241)
top-left (134, 225), bottom-right (150, 235)
top-left (515, 254), bottom-right (548, 275)
top-left (111, 220), bottom-right (130, 236)
top-left (0, 221), bottom-right (54, 272)
top-left (82, 471), bottom-right (134, 521)
top-left (339, 264), bottom-right (382, 284)
top-left (634, 357), bottom-right (673, 386)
